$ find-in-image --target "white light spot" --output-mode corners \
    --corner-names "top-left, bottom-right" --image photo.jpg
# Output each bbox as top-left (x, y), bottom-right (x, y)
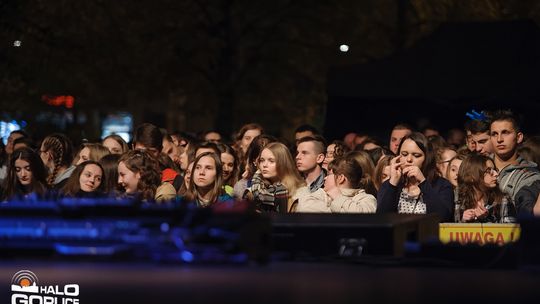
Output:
top-left (339, 44), bottom-right (349, 52)
top-left (13, 40), bottom-right (22, 47)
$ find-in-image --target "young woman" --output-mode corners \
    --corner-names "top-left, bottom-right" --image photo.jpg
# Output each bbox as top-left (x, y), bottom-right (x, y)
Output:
top-left (322, 140), bottom-right (350, 170)
top-left (445, 149), bottom-right (470, 221)
top-left (435, 146), bottom-right (457, 178)
top-left (0, 148), bottom-right (48, 201)
top-left (373, 155), bottom-right (392, 192)
top-left (297, 154), bottom-right (377, 213)
top-left (348, 150), bottom-right (377, 197)
top-left (102, 134), bottom-right (130, 155)
top-left (376, 132), bottom-right (454, 222)
top-left (40, 133), bottom-right (75, 190)
top-left (183, 152), bottom-right (233, 207)
top-left (118, 150), bottom-right (176, 202)
top-left (233, 134), bottom-right (277, 199)
top-left (61, 161), bottom-right (106, 198)
top-left (457, 154), bottom-right (516, 223)
top-left (244, 142), bottom-right (308, 213)
top-left (75, 143), bottom-right (111, 165)
top-left (217, 143), bottom-right (239, 195)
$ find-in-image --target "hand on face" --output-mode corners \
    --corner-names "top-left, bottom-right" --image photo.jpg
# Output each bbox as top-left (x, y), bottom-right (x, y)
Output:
top-left (402, 165), bottom-right (426, 184)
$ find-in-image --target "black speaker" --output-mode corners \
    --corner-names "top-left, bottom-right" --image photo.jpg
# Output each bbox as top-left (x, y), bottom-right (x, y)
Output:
top-left (270, 213), bottom-right (439, 259)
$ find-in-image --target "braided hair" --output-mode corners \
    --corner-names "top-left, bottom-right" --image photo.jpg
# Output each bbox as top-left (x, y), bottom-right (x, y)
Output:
top-left (40, 134), bottom-right (74, 186)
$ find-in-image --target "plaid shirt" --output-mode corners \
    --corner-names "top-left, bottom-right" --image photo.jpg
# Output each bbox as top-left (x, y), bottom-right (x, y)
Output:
top-left (308, 169), bottom-right (327, 193)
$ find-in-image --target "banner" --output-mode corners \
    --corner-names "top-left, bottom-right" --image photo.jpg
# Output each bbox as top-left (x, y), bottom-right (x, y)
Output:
top-left (439, 223), bottom-right (520, 245)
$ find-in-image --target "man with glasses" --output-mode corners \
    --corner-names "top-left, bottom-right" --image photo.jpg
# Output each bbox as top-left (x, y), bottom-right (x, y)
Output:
top-left (490, 110), bottom-right (540, 201)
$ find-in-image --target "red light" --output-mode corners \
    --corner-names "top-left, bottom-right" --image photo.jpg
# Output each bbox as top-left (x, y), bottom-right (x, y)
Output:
top-left (42, 95), bottom-right (75, 108)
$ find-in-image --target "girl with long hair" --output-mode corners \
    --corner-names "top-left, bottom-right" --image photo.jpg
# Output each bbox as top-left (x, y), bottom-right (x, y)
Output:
top-left (457, 153), bottom-right (516, 223)
top-left (376, 132), bottom-right (454, 222)
top-left (183, 152), bottom-right (233, 207)
top-left (118, 150), bottom-right (176, 202)
top-left (244, 142), bottom-right (308, 213)
top-left (217, 143), bottom-right (239, 192)
top-left (74, 143), bottom-right (111, 165)
top-left (61, 161), bottom-right (106, 198)
top-left (1, 148), bottom-right (48, 201)
top-left (102, 134), bottom-right (130, 155)
top-left (39, 133), bottom-right (75, 190)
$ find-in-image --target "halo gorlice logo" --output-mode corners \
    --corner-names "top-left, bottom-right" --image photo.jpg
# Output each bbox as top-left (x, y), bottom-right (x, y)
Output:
top-left (11, 270), bottom-right (80, 304)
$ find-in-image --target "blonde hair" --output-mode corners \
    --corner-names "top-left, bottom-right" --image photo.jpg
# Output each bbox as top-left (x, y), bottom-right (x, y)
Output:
top-left (262, 142), bottom-right (305, 207)
top-left (76, 143), bottom-right (111, 164)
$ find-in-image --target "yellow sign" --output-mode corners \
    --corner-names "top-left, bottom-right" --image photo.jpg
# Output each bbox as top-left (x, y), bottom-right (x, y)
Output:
top-left (439, 223), bottom-right (520, 245)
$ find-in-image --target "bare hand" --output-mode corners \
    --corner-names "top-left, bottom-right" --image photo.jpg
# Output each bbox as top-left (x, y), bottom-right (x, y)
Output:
top-left (389, 156), bottom-right (403, 186)
top-left (462, 209), bottom-right (477, 222)
top-left (402, 166), bottom-right (426, 184)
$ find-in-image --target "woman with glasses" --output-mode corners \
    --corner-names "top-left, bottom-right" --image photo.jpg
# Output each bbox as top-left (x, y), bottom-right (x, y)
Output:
top-left (457, 153), bottom-right (516, 223)
top-left (376, 132), bottom-right (454, 222)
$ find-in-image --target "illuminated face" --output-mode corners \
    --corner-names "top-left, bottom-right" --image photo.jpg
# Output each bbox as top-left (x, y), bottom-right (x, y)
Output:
top-left (483, 161), bottom-right (499, 188)
top-left (323, 144), bottom-right (336, 170)
top-left (447, 158), bottom-right (462, 188)
top-left (184, 162), bottom-right (194, 188)
top-left (79, 164), bottom-right (103, 192)
top-left (470, 132), bottom-right (493, 156)
top-left (490, 120), bottom-right (523, 159)
top-left (77, 147), bottom-right (91, 165)
top-left (323, 169), bottom-right (336, 192)
top-left (193, 155), bottom-right (217, 189)
top-left (259, 148), bottom-right (278, 182)
top-left (296, 141), bottom-right (321, 173)
top-left (118, 161), bottom-right (140, 194)
top-left (436, 149), bottom-right (457, 177)
top-left (103, 138), bottom-right (123, 155)
top-left (390, 129), bottom-right (411, 154)
top-left (162, 139), bottom-right (181, 165)
top-left (399, 139), bottom-right (425, 169)
top-left (240, 129), bottom-right (261, 153)
top-left (221, 152), bottom-right (235, 182)
top-left (15, 159), bottom-right (33, 186)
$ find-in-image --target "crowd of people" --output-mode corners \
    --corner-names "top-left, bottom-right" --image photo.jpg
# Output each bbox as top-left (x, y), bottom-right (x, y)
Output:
top-left (1, 109), bottom-right (539, 223)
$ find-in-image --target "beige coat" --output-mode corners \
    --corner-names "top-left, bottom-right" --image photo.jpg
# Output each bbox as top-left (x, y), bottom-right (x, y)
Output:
top-left (296, 188), bottom-right (376, 213)
top-left (154, 182), bottom-right (177, 202)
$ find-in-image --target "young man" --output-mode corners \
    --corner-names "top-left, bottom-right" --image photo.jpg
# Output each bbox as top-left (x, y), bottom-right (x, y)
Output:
top-left (296, 136), bottom-right (326, 193)
top-left (389, 123), bottom-right (412, 155)
top-left (490, 110), bottom-right (540, 201)
top-left (464, 119), bottom-right (494, 156)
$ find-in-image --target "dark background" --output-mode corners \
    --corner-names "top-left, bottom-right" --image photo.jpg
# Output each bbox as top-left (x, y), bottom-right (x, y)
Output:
top-left (2, 1), bottom-right (540, 142)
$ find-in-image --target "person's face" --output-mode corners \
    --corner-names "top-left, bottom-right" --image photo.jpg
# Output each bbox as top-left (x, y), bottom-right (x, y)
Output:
top-left (221, 152), bottom-right (235, 181)
top-left (490, 120), bottom-right (523, 159)
top-left (193, 155), bottom-right (217, 189)
top-left (15, 158), bottom-right (33, 186)
top-left (466, 130), bottom-right (475, 151)
top-left (381, 165), bottom-right (391, 183)
top-left (204, 132), bottom-right (222, 143)
top-left (399, 139), bottom-right (425, 169)
top-left (39, 143), bottom-right (52, 169)
top-left (259, 148), bottom-right (278, 182)
top-left (295, 130), bottom-right (314, 144)
top-left (483, 161), bottom-right (499, 188)
top-left (118, 161), bottom-right (140, 194)
top-left (437, 149), bottom-right (457, 177)
top-left (103, 138), bottom-right (124, 155)
top-left (6, 133), bottom-right (24, 155)
top-left (77, 147), bottom-right (91, 165)
top-left (323, 169), bottom-right (336, 192)
top-left (79, 164), bottom-right (103, 192)
top-left (447, 159), bottom-right (462, 188)
top-left (240, 129), bottom-right (261, 153)
top-left (390, 129), bottom-right (411, 154)
top-left (184, 162), bottom-right (194, 188)
top-left (296, 141), bottom-right (322, 173)
top-left (322, 144), bottom-right (336, 169)
top-left (179, 143), bottom-right (190, 171)
top-left (470, 132), bottom-right (493, 156)
top-left (162, 139), bottom-right (181, 164)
